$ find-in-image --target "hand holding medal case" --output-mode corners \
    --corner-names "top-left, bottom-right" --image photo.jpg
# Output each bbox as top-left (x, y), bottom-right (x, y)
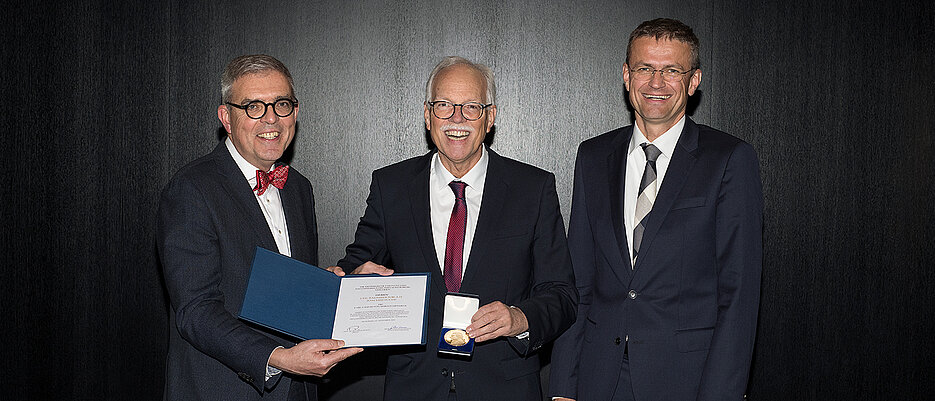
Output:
top-left (438, 293), bottom-right (479, 356)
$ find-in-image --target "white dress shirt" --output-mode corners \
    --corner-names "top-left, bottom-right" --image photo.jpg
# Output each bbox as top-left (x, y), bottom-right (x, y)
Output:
top-left (430, 147), bottom-right (488, 278)
top-left (225, 138), bottom-right (290, 381)
top-left (623, 116), bottom-right (685, 262)
top-left (225, 138), bottom-right (291, 257)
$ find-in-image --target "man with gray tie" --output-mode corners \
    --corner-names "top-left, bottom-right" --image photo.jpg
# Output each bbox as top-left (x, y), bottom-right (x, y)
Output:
top-left (550, 18), bottom-right (764, 401)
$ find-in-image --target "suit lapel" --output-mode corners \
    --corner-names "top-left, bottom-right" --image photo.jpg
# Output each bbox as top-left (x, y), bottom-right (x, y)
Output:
top-left (631, 119), bottom-right (699, 272)
top-left (407, 153), bottom-right (448, 297)
top-left (604, 127), bottom-right (635, 284)
top-left (279, 169), bottom-right (310, 263)
top-left (212, 143), bottom-right (279, 256)
top-left (459, 149), bottom-right (506, 291)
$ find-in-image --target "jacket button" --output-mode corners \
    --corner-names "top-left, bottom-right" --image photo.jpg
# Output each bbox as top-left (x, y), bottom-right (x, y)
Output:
top-left (628, 290), bottom-right (637, 299)
top-left (238, 372), bottom-right (253, 383)
top-left (615, 337), bottom-right (621, 345)
top-left (441, 368), bottom-right (448, 376)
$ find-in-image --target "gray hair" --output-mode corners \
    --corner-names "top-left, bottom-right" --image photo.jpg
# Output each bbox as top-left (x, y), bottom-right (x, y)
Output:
top-left (221, 54), bottom-right (295, 103)
top-left (424, 56), bottom-right (497, 105)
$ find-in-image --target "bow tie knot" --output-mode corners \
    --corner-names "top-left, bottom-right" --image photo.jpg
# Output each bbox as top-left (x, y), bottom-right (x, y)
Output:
top-left (254, 165), bottom-right (289, 195)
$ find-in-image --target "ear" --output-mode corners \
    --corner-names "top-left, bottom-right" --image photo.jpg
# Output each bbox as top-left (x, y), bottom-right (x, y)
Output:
top-left (622, 64), bottom-right (631, 92)
top-left (218, 104), bottom-right (232, 134)
top-left (484, 105), bottom-right (497, 132)
top-left (688, 68), bottom-right (702, 96)
top-left (424, 102), bottom-right (432, 131)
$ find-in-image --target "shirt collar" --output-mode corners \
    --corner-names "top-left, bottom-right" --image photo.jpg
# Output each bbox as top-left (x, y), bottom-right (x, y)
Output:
top-left (431, 146), bottom-right (488, 192)
top-left (628, 116), bottom-right (686, 159)
top-left (225, 137), bottom-right (272, 184)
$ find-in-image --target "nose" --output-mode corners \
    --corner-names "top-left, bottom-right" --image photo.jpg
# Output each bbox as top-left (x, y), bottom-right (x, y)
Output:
top-left (449, 105), bottom-right (467, 123)
top-left (260, 104), bottom-right (279, 123)
top-left (648, 70), bottom-right (666, 88)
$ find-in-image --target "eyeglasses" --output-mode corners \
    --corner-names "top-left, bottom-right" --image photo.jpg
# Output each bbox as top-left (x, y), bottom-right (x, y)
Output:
top-left (628, 67), bottom-right (694, 82)
top-left (226, 98), bottom-right (298, 119)
top-left (427, 101), bottom-right (492, 121)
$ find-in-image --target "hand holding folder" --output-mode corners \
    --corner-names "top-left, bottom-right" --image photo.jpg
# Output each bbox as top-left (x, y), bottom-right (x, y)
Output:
top-left (268, 339), bottom-right (362, 377)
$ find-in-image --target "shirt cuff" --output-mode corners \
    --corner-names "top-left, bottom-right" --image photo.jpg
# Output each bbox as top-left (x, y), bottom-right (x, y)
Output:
top-left (265, 346), bottom-right (284, 382)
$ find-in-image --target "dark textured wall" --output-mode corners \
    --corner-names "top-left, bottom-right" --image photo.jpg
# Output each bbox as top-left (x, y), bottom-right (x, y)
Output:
top-left (2, 1), bottom-right (932, 400)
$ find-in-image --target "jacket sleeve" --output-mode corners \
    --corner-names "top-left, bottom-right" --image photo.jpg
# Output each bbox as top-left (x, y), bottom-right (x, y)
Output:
top-left (338, 170), bottom-right (390, 270)
top-left (697, 141), bottom-right (763, 400)
top-left (509, 172), bottom-right (577, 356)
top-left (157, 174), bottom-right (280, 393)
top-left (549, 144), bottom-right (595, 399)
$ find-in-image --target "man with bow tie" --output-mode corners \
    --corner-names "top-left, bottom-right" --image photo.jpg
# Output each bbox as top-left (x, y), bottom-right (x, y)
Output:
top-left (157, 54), bottom-right (361, 401)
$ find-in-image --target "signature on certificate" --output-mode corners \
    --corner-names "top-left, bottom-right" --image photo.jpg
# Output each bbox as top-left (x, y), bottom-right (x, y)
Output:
top-left (385, 325), bottom-right (411, 332)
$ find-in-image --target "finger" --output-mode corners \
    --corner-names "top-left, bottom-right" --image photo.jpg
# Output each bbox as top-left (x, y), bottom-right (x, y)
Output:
top-left (322, 347), bottom-right (362, 362)
top-left (376, 267), bottom-right (394, 276)
top-left (318, 347), bottom-right (364, 372)
top-left (471, 314), bottom-right (510, 341)
top-left (473, 324), bottom-right (508, 342)
top-left (353, 261), bottom-right (395, 275)
top-left (301, 338), bottom-right (345, 351)
top-left (474, 301), bottom-right (506, 316)
top-left (325, 266), bottom-right (346, 277)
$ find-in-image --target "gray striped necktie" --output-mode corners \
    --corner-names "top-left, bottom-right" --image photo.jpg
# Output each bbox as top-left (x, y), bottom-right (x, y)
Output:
top-left (633, 143), bottom-right (662, 266)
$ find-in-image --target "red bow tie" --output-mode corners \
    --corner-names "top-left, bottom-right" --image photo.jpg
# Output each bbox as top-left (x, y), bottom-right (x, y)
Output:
top-left (254, 165), bottom-right (289, 195)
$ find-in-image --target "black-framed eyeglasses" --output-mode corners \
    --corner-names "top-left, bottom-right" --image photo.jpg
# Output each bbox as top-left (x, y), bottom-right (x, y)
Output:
top-left (226, 98), bottom-right (298, 119)
top-left (628, 67), bottom-right (694, 82)
top-left (427, 100), bottom-right (492, 121)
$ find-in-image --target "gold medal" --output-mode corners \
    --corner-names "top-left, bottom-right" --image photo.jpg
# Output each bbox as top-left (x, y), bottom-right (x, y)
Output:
top-left (444, 329), bottom-right (470, 346)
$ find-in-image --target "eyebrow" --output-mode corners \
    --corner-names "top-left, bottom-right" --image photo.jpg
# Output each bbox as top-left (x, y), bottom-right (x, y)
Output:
top-left (634, 62), bottom-right (687, 70)
top-left (236, 96), bottom-right (293, 104)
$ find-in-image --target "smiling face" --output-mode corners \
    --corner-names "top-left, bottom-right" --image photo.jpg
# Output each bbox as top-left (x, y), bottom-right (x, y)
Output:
top-left (424, 64), bottom-right (496, 178)
top-left (217, 70), bottom-right (297, 171)
top-left (623, 37), bottom-right (701, 140)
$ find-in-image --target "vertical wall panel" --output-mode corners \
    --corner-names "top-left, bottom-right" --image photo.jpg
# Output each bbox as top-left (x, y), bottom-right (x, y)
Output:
top-left (2, 1), bottom-right (932, 400)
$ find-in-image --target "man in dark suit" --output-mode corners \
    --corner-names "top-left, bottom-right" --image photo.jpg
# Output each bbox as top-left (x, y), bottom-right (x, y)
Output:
top-left (549, 18), bottom-right (763, 401)
top-left (157, 54), bottom-right (361, 401)
top-left (334, 56), bottom-right (577, 400)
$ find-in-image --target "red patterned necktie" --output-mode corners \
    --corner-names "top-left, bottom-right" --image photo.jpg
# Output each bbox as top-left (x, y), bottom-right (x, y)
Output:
top-left (254, 165), bottom-right (289, 195)
top-left (444, 181), bottom-right (468, 292)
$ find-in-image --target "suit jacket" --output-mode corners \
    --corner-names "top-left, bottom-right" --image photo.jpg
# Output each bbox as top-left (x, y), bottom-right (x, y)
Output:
top-left (157, 142), bottom-right (319, 401)
top-left (338, 147), bottom-right (577, 401)
top-left (550, 118), bottom-right (763, 401)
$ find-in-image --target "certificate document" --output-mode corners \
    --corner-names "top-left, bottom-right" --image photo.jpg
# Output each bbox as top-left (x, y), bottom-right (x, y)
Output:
top-left (240, 247), bottom-right (429, 347)
top-left (332, 274), bottom-right (428, 346)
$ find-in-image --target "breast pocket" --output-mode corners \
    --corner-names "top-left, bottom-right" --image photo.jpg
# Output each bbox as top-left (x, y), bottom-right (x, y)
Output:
top-left (671, 196), bottom-right (706, 210)
top-left (491, 229), bottom-right (530, 241)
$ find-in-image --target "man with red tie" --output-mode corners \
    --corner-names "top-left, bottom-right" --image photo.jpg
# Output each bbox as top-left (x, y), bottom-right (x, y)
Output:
top-left (157, 54), bottom-right (361, 401)
top-left (334, 56), bottom-right (577, 400)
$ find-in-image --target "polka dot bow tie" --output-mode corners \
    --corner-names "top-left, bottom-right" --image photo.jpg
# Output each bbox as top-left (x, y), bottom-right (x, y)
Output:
top-left (254, 165), bottom-right (289, 195)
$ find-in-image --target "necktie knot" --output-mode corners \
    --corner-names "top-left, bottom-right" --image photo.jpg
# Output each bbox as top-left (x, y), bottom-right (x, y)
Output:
top-left (641, 143), bottom-right (662, 162)
top-left (449, 181), bottom-right (467, 200)
top-left (254, 165), bottom-right (289, 195)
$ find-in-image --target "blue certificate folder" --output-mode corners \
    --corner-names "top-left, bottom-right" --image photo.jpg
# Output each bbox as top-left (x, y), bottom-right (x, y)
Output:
top-left (239, 247), bottom-right (429, 346)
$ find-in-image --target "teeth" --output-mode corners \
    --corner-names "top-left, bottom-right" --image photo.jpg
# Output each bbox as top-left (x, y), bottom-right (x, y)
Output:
top-left (257, 132), bottom-right (279, 139)
top-left (645, 94), bottom-right (670, 100)
top-left (446, 131), bottom-right (469, 139)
